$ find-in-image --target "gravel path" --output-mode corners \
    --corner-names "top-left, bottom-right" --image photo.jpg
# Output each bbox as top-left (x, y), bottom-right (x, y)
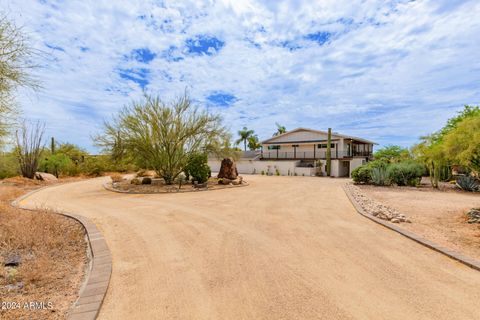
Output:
top-left (18, 176), bottom-right (480, 320)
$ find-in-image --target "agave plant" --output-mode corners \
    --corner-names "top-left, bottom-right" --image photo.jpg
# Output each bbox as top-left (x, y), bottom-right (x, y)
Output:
top-left (456, 175), bottom-right (480, 192)
top-left (371, 166), bottom-right (390, 186)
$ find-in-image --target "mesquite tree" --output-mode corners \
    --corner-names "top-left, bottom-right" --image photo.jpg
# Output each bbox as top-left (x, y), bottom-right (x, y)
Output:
top-left (95, 93), bottom-right (230, 184)
top-left (15, 121), bottom-right (45, 179)
top-left (0, 15), bottom-right (39, 148)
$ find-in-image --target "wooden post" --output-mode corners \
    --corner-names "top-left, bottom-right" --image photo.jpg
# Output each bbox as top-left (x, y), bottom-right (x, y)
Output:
top-left (326, 128), bottom-right (332, 176)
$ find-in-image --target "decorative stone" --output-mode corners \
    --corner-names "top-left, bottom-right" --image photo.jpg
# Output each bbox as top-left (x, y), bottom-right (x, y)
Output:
top-left (131, 178), bottom-right (142, 185)
top-left (217, 158), bottom-right (238, 180)
top-left (151, 178), bottom-right (163, 185)
top-left (4, 253), bottom-right (21, 267)
top-left (34, 172), bottom-right (58, 182)
top-left (142, 177), bottom-right (152, 185)
top-left (218, 178), bottom-right (232, 185)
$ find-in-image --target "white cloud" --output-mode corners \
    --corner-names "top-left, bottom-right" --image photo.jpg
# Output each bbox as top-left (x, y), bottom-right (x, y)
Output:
top-left (1, 0), bottom-right (479, 151)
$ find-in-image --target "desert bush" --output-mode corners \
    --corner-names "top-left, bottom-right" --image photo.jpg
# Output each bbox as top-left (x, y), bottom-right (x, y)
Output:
top-left (184, 153), bottom-right (210, 184)
top-left (110, 173), bottom-right (123, 183)
top-left (387, 161), bottom-right (424, 186)
top-left (0, 152), bottom-right (18, 178)
top-left (371, 166), bottom-right (390, 186)
top-left (15, 121), bottom-right (45, 179)
top-left (456, 175), bottom-right (480, 192)
top-left (351, 165), bottom-right (372, 184)
top-left (39, 153), bottom-right (72, 177)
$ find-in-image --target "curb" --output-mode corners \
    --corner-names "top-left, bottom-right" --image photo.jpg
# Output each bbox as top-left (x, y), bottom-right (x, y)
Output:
top-left (12, 182), bottom-right (112, 320)
top-left (103, 180), bottom-right (249, 194)
top-left (342, 184), bottom-right (480, 272)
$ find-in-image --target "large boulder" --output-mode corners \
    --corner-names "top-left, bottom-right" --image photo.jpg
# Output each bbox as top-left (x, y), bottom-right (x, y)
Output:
top-left (34, 172), bottom-right (58, 182)
top-left (217, 158), bottom-right (238, 180)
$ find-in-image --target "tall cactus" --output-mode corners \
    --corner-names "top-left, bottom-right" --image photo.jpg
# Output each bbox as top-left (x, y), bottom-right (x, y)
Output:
top-left (326, 128), bottom-right (332, 176)
top-left (51, 136), bottom-right (55, 154)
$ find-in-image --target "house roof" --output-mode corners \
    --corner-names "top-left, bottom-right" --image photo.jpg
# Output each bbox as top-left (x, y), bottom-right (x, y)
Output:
top-left (261, 127), bottom-right (377, 145)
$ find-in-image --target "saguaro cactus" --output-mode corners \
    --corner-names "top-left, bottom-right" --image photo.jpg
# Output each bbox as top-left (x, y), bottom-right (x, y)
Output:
top-left (326, 128), bottom-right (332, 176)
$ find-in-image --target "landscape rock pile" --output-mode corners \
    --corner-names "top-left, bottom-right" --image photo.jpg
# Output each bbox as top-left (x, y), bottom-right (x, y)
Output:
top-left (346, 184), bottom-right (411, 223)
top-left (466, 208), bottom-right (480, 223)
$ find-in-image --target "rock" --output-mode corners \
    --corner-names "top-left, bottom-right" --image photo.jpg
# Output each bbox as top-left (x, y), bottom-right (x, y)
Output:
top-left (4, 253), bottom-right (21, 267)
top-left (131, 178), bottom-right (142, 185)
top-left (391, 218), bottom-right (400, 223)
top-left (231, 180), bottom-right (240, 185)
top-left (217, 158), bottom-right (238, 180)
top-left (151, 178), bottom-right (163, 185)
top-left (142, 177), bottom-right (152, 185)
top-left (218, 178), bottom-right (232, 185)
top-left (193, 182), bottom-right (207, 188)
top-left (34, 172), bottom-right (58, 182)
top-left (5, 281), bottom-right (24, 291)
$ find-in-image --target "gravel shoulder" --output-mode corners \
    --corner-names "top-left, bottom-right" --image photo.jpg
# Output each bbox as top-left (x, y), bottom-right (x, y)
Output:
top-left (358, 184), bottom-right (480, 261)
top-left (18, 175), bottom-right (480, 320)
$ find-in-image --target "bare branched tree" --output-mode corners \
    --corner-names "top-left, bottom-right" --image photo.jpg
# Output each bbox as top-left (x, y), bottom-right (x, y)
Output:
top-left (0, 14), bottom-right (40, 148)
top-left (15, 121), bottom-right (45, 179)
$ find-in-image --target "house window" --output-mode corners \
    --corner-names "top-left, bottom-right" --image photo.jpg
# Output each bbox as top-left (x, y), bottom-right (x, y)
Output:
top-left (317, 143), bottom-right (335, 149)
top-left (268, 145), bottom-right (280, 150)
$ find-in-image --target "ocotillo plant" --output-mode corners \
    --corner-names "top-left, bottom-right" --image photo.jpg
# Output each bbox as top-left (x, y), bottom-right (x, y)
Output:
top-left (326, 128), bottom-right (332, 176)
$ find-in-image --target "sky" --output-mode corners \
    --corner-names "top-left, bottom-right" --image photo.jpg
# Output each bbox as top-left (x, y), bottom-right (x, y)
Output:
top-left (2, 0), bottom-right (480, 152)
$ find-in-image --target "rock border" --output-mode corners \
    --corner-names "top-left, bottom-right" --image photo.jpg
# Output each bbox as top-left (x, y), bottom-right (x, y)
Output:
top-left (343, 183), bottom-right (480, 272)
top-left (12, 182), bottom-right (111, 320)
top-left (103, 180), bottom-right (249, 194)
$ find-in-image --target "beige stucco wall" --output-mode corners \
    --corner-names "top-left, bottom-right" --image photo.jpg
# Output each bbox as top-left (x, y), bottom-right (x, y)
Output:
top-left (349, 158), bottom-right (366, 176)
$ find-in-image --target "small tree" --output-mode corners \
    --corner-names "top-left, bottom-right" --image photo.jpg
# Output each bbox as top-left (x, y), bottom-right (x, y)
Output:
top-left (374, 145), bottom-right (410, 163)
top-left (15, 121), bottom-right (45, 179)
top-left (443, 115), bottom-right (480, 176)
top-left (236, 127), bottom-right (254, 151)
top-left (95, 93), bottom-right (229, 184)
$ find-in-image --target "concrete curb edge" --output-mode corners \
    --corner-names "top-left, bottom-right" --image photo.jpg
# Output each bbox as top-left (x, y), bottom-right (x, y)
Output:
top-left (342, 184), bottom-right (480, 272)
top-left (12, 181), bottom-right (112, 320)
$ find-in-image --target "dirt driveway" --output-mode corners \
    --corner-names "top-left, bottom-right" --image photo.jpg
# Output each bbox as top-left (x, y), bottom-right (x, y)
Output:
top-left (19, 176), bottom-right (480, 320)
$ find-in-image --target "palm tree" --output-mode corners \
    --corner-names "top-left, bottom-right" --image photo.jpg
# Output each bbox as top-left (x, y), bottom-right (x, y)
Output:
top-left (247, 135), bottom-right (261, 150)
top-left (236, 127), bottom-right (254, 151)
top-left (273, 123), bottom-right (287, 136)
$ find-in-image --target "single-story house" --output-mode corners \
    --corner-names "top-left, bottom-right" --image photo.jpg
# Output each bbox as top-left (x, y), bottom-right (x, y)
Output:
top-left (209, 127), bottom-right (376, 177)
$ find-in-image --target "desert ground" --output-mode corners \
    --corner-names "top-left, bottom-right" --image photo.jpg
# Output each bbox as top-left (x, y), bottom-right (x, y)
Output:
top-left (0, 178), bottom-right (87, 320)
top-left (18, 175), bottom-right (480, 320)
top-left (359, 184), bottom-right (480, 260)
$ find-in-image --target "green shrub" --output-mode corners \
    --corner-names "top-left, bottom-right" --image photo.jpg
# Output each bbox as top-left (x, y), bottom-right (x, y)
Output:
top-left (0, 152), bottom-right (18, 179)
top-left (184, 153), bottom-right (210, 184)
top-left (371, 166), bottom-right (390, 186)
top-left (387, 161), bottom-right (424, 186)
top-left (40, 153), bottom-right (74, 177)
top-left (351, 165), bottom-right (372, 184)
top-left (456, 175), bottom-right (480, 192)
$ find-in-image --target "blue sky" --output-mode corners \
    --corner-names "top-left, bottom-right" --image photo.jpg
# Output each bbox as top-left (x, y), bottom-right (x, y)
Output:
top-left (3, 0), bottom-right (480, 152)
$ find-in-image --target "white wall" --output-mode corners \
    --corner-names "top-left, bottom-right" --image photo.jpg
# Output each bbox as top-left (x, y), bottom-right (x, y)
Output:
top-left (209, 160), bottom-right (320, 176)
top-left (349, 158), bottom-right (366, 176)
top-left (209, 158), bottom-right (360, 177)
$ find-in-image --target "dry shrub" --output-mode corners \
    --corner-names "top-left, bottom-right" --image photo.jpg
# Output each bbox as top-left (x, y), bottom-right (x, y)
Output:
top-left (0, 183), bottom-right (87, 319)
top-left (110, 173), bottom-right (124, 183)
